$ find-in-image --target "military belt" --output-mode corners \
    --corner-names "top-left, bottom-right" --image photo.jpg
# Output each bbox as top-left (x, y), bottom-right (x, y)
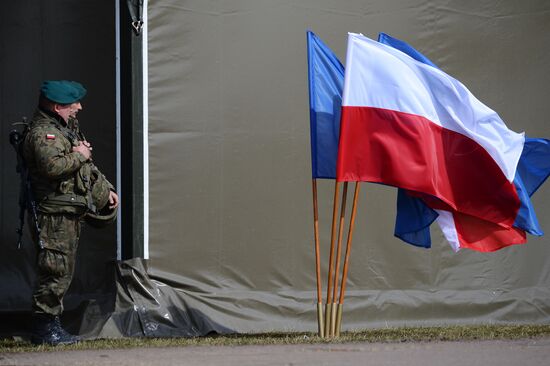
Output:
top-left (38, 193), bottom-right (89, 215)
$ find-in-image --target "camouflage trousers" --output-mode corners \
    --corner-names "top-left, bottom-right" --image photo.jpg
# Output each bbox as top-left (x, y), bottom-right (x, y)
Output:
top-left (30, 213), bottom-right (81, 316)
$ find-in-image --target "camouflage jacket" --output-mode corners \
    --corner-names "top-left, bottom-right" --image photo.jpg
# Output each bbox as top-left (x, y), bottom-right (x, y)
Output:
top-left (22, 108), bottom-right (113, 214)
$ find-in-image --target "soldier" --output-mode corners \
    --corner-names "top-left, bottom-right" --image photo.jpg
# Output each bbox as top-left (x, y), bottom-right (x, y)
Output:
top-left (22, 80), bottom-right (119, 345)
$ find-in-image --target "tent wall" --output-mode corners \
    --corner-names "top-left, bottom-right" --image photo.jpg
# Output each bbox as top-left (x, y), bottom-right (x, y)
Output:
top-left (0, 1), bottom-right (117, 314)
top-left (1, 0), bottom-right (550, 336)
top-left (147, 0), bottom-right (550, 332)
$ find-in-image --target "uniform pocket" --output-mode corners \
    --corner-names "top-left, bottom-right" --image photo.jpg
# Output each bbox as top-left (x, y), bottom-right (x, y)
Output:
top-left (37, 214), bottom-right (79, 252)
top-left (37, 249), bottom-right (68, 277)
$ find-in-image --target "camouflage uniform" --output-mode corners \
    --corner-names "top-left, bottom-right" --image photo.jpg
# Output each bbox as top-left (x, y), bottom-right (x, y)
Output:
top-left (23, 108), bottom-right (113, 316)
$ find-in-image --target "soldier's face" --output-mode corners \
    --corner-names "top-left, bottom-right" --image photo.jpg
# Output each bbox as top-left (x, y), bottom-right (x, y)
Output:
top-left (55, 102), bottom-right (82, 122)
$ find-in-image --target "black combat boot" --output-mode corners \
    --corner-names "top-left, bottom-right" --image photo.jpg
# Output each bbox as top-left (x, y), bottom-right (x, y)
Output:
top-left (30, 313), bottom-right (80, 346)
top-left (53, 316), bottom-right (81, 343)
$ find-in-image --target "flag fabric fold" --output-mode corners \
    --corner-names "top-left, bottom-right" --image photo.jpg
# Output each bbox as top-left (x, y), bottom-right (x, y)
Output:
top-left (394, 188), bottom-right (437, 248)
top-left (307, 31), bottom-right (345, 179)
top-left (513, 138), bottom-right (550, 235)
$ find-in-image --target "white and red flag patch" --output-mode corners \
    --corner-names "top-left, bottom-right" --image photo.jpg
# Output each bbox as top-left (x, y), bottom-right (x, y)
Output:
top-left (46, 134), bottom-right (56, 140)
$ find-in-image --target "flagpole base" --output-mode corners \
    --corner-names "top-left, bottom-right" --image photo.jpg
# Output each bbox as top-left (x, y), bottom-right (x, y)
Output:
top-left (324, 303), bottom-right (332, 337)
top-left (335, 303), bottom-right (343, 337)
top-left (330, 302), bottom-right (337, 336)
top-left (316, 302), bottom-right (325, 338)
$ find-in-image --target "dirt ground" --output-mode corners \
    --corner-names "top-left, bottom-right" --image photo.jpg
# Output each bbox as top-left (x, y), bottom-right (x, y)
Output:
top-left (1, 338), bottom-right (549, 366)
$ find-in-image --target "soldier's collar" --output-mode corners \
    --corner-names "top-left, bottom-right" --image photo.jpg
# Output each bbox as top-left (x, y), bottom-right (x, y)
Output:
top-left (38, 107), bottom-right (68, 127)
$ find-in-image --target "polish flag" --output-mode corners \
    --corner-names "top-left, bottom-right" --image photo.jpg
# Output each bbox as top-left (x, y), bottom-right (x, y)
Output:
top-left (336, 33), bottom-right (525, 251)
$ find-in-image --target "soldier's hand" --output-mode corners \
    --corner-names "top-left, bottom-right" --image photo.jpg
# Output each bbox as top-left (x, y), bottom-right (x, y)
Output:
top-left (109, 191), bottom-right (119, 209)
top-left (73, 141), bottom-right (92, 160)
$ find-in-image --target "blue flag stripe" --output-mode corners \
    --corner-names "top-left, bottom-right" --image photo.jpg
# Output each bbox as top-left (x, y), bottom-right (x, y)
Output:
top-left (307, 31), bottom-right (344, 179)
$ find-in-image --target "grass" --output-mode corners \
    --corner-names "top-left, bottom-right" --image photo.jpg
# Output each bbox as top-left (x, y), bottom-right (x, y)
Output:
top-left (1, 324), bottom-right (550, 353)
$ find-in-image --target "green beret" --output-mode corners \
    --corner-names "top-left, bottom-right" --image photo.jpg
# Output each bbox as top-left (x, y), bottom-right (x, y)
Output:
top-left (40, 80), bottom-right (87, 104)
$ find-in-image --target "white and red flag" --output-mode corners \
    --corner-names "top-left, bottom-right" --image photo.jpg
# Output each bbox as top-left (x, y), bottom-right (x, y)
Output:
top-left (336, 33), bottom-right (526, 251)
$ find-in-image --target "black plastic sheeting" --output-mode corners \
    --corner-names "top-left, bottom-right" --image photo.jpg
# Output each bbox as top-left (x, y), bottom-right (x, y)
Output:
top-left (91, 258), bottom-right (232, 338)
top-left (1, 258), bottom-right (231, 340)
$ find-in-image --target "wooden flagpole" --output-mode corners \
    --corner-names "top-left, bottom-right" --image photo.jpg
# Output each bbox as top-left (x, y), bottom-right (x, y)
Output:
top-left (324, 181), bottom-right (340, 337)
top-left (311, 179), bottom-right (324, 338)
top-left (335, 182), bottom-right (361, 336)
top-left (330, 181), bottom-right (348, 336)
